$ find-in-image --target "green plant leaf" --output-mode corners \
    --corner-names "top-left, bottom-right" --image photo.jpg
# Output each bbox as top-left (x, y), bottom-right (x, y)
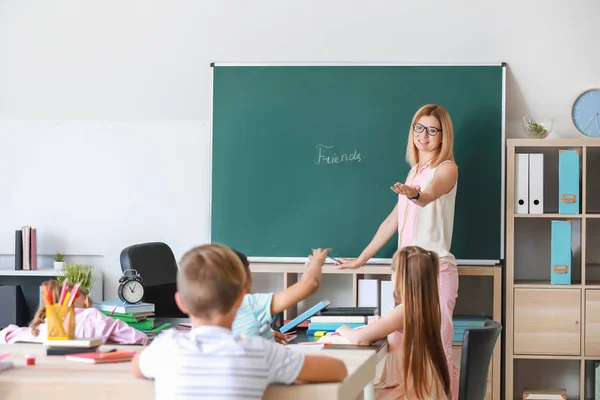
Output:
top-left (57, 264), bottom-right (96, 294)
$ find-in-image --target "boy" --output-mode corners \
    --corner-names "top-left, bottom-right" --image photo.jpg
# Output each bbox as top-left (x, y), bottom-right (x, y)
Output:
top-left (131, 243), bottom-right (347, 399)
top-left (232, 248), bottom-right (328, 343)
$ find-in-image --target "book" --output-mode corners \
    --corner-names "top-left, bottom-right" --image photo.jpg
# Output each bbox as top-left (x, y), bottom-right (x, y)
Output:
top-left (316, 332), bottom-right (370, 346)
top-left (93, 300), bottom-right (155, 314)
top-left (317, 306), bottom-right (378, 317)
top-left (14, 230), bottom-right (22, 271)
top-left (65, 350), bottom-right (136, 364)
top-left (310, 315), bottom-right (368, 324)
top-left (43, 337), bottom-right (103, 348)
top-left (47, 346), bottom-right (99, 356)
top-left (307, 322), bottom-right (366, 331)
top-left (128, 318), bottom-right (154, 331)
top-left (279, 299), bottom-right (331, 334)
top-left (100, 310), bottom-right (154, 321)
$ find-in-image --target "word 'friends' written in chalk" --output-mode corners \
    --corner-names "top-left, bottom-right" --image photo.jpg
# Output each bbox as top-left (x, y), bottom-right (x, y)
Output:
top-left (313, 144), bottom-right (362, 165)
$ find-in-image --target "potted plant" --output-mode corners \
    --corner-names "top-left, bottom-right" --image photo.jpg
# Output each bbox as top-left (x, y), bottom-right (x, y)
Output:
top-left (53, 252), bottom-right (65, 270)
top-left (57, 264), bottom-right (96, 294)
top-left (522, 115), bottom-right (553, 139)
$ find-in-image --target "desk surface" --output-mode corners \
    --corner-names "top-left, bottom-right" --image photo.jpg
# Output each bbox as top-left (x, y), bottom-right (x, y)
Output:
top-left (291, 332), bottom-right (388, 360)
top-left (0, 343), bottom-right (376, 400)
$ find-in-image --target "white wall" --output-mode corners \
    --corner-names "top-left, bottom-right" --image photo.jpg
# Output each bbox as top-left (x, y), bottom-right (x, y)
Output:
top-left (1, 0), bottom-right (598, 299)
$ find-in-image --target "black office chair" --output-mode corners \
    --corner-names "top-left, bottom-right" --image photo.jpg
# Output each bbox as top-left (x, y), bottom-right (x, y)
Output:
top-left (458, 320), bottom-right (502, 400)
top-left (120, 242), bottom-right (187, 318)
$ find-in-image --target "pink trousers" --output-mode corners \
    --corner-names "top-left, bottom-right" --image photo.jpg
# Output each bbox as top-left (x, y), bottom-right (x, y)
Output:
top-left (439, 261), bottom-right (460, 400)
top-left (375, 261), bottom-right (459, 400)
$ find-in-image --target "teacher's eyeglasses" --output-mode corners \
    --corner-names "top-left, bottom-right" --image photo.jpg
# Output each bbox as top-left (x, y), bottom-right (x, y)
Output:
top-left (413, 123), bottom-right (442, 136)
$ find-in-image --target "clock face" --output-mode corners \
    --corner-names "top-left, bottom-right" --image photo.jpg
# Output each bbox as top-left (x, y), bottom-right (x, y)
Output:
top-left (572, 89), bottom-right (600, 137)
top-left (122, 280), bottom-right (144, 304)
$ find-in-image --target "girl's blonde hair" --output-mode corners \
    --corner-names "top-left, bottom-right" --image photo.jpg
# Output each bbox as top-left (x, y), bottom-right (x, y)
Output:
top-left (28, 280), bottom-right (91, 337)
top-left (405, 104), bottom-right (455, 168)
top-left (392, 246), bottom-right (451, 399)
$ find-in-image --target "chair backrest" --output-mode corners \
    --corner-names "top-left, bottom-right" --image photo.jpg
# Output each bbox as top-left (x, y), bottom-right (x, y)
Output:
top-left (120, 242), bottom-right (187, 318)
top-left (458, 320), bottom-right (502, 400)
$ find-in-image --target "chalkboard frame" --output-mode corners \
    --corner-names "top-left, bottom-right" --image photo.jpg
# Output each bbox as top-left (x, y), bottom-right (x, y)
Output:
top-left (209, 63), bottom-right (506, 265)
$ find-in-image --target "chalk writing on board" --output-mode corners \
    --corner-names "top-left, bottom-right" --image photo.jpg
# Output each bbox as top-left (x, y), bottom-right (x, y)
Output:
top-left (313, 144), bottom-right (362, 165)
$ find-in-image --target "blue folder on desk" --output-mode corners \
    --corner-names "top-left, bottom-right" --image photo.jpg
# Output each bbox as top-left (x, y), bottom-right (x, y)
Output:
top-left (279, 298), bottom-right (330, 334)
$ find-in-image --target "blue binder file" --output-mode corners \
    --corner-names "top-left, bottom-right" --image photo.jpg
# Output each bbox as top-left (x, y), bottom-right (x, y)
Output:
top-left (551, 220), bottom-right (572, 285)
top-left (559, 149), bottom-right (580, 214)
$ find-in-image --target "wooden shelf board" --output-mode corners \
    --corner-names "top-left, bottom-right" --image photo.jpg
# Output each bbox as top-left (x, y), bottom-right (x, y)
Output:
top-left (507, 138), bottom-right (600, 147)
top-left (513, 213), bottom-right (581, 218)
top-left (513, 354), bottom-right (582, 360)
top-left (250, 263), bottom-right (498, 276)
top-left (514, 281), bottom-right (582, 289)
top-left (0, 269), bottom-right (60, 276)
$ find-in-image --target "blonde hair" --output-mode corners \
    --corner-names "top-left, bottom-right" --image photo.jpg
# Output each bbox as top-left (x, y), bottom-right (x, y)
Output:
top-left (29, 280), bottom-right (91, 337)
top-left (177, 243), bottom-right (247, 318)
top-left (392, 246), bottom-right (451, 399)
top-left (405, 104), bottom-right (455, 168)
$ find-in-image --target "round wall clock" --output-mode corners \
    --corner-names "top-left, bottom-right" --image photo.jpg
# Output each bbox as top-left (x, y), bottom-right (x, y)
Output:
top-left (572, 88), bottom-right (600, 137)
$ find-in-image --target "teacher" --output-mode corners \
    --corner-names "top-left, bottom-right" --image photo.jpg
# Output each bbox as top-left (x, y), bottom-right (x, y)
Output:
top-left (337, 104), bottom-right (459, 400)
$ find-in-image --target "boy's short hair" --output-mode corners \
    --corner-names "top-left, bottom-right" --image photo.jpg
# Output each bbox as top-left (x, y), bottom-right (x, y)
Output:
top-left (177, 243), bottom-right (247, 318)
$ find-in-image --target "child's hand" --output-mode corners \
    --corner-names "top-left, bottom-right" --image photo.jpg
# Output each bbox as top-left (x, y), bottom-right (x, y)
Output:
top-left (272, 330), bottom-right (289, 344)
top-left (335, 325), bottom-right (357, 343)
top-left (308, 248), bottom-right (330, 266)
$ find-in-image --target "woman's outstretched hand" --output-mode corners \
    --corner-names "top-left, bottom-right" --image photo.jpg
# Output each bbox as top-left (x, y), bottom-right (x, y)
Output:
top-left (335, 258), bottom-right (363, 269)
top-left (391, 182), bottom-right (420, 198)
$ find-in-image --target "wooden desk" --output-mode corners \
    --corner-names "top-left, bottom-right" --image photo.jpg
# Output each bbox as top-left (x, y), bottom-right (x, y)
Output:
top-left (292, 332), bottom-right (388, 363)
top-left (0, 343), bottom-right (376, 400)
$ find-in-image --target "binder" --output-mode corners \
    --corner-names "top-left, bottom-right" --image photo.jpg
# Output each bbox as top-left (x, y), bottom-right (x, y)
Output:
top-left (529, 154), bottom-right (544, 214)
top-left (515, 154), bottom-right (529, 214)
top-left (380, 280), bottom-right (395, 316)
top-left (559, 149), bottom-right (580, 214)
top-left (358, 279), bottom-right (379, 308)
top-left (551, 220), bottom-right (572, 285)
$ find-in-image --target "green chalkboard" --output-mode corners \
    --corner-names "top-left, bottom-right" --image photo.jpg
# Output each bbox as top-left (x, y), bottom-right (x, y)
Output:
top-left (211, 64), bottom-right (504, 263)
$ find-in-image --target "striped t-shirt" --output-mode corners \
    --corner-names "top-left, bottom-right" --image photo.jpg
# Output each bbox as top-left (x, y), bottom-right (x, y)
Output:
top-left (138, 326), bottom-right (305, 400)
top-left (232, 293), bottom-right (274, 339)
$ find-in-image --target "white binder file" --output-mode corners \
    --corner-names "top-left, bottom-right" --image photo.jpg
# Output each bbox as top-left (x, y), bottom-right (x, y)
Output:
top-left (529, 153), bottom-right (544, 214)
top-left (358, 279), bottom-right (379, 308)
top-left (515, 153), bottom-right (529, 214)
top-left (380, 281), bottom-right (395, 316)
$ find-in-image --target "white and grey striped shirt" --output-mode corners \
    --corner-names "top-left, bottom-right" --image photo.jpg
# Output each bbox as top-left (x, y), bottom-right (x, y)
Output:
top-left (139, 325), bottom-right (305, 399)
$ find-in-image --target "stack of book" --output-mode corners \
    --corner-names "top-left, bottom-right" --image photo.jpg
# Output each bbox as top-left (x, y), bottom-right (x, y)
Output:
top-left (452, 316), bottom-right (490, 343)
top-left (93, 300), bottom-right (163, 336)
top-left (14, 226), bottom-right (37, 270)
top-left (306, 307), bottom-right (378, 335)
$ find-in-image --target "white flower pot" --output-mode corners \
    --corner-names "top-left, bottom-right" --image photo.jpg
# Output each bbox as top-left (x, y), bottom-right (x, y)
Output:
top-left (53, 261), bottom-right (64, 270)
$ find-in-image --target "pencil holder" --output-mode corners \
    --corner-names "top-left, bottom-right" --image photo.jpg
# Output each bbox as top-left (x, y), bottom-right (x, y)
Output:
top-left (46, 304), bottom-right (75, 340)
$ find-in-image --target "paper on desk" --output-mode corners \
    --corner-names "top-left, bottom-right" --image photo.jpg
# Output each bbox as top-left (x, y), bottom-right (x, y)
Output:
top-left (285, 344), bottom-right (324, 350)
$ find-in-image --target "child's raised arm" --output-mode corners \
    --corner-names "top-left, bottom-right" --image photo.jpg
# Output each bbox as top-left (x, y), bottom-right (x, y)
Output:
top-left (336, 305), bottom-right (404, 345)
top-left (270, 248), bottom-right (329, 315)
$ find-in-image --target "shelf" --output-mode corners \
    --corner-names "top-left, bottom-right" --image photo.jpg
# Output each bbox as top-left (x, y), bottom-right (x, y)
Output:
top-left (250, 263), bottom-right (499, 276)
top-left (513, 354), bottom-right (582, 360)
top-left (0, 269), bottom-right (61, 276)
top-left (513, 213), bottom-right (581, 218)
top-left (587, 214), bottom-right (600, 218)
top-left (508, 138), bottom-right (600, 147)
top-left (514, 281), bottom-right (582, 289)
